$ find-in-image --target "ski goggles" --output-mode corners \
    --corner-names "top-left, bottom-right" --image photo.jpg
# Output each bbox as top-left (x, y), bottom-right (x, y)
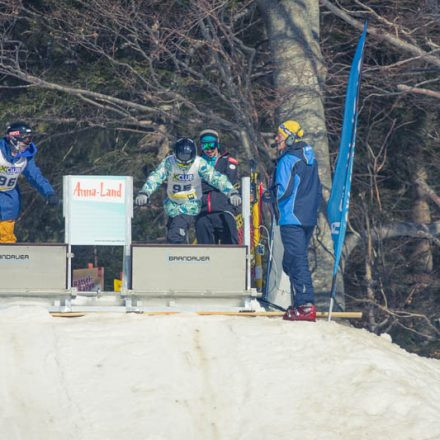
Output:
top-left (201, 141), bottom-right (218, 151)
top-left (9, 131), bottom-right (33, 145)
top-left (18, 136), bottom-right (33, 146)
top-left (175, 153), bottom-right (194, 167)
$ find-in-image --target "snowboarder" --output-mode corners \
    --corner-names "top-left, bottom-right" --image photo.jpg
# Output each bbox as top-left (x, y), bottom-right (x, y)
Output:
top-left (195, 129), bottom-right (240, 244)
top-left (0, 121), bottom-right (59, 243)
top-left (270, 120), bottom-right (322, 321)
top-left (135, 137), bottom-right (241, 244)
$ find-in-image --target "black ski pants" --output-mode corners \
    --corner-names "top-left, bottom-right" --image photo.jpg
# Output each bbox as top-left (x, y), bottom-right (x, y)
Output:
top-left (166, 214), bottom-right (194, 244)
top-left (195, 211), bottom-right (238, 245)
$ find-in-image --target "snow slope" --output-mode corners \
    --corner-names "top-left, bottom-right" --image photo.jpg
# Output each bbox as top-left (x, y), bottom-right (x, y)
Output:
top-left (1, 306), bottom-right (439, 440)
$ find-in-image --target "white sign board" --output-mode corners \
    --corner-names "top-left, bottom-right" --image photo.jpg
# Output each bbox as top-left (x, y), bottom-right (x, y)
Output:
top-left (0, 244), bottom-right (67, 291)
top-left (64, 175), bottom-right (133, 245)
top-left (132, 245), bottom-right (247, 292)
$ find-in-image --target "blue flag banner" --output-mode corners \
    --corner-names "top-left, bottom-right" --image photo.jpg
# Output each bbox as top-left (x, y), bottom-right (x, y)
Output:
top-left (327, 22), bottom-right (368, 284)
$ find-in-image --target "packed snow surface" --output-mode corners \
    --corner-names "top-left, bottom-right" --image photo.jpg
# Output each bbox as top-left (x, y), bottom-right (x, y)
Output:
top-left (1, 306), bottom-right (440, 440)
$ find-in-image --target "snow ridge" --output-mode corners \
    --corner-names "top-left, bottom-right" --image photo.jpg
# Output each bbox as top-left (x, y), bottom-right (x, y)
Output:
top-left (0, 306), bottom-right (439, 440)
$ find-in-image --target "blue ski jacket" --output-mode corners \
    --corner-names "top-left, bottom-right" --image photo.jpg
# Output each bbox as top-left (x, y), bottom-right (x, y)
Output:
top-left (274, 141), bottom-right (322, 226)
top-left (0, 138), bottom-right (55, 220)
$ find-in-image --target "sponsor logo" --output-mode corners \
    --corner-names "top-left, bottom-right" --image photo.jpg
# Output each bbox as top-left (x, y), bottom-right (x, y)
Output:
top-left (73, 181), bottom-right (123, 198)
top-left (330, 222), bottom-right (340, 235)
top-left (168, 256), bottom-right (210, 263)
top-left (0, 254), bottom-right (30, 261)
top-left (0, 165), bottom-right (22, 174)
top-left (172, 173), bottom-right (194, 181)
top-left (70, 178), bottom-right (125, 203)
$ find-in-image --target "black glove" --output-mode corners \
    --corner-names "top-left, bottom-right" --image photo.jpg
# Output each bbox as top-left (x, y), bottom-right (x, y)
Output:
top-left (47, 194), bottom-right (59, 206)
top-left (135, 193), bottom-right (149, 206)
top-left (262, 190), bottom-right (272, 203)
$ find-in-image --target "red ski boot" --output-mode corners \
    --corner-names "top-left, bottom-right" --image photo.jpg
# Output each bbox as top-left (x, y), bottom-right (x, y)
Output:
top-left (283, 303), bottom-right (317, 322)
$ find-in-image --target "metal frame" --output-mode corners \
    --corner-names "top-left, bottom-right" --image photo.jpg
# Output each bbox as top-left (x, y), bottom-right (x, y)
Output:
top-left (3, 176), bottom-right (256, 314)
top-left (242, 176), bottom-right (251, 290)
top-left (63, 175), bottom-right (133, 291)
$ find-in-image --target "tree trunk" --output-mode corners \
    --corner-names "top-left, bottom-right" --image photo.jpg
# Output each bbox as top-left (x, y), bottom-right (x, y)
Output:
top-left (365, 212), bottom-right (377, 332)
top-left (258, 0), bottom-right (336, 304)
top-left (412, 152), bottom-right (433, 272)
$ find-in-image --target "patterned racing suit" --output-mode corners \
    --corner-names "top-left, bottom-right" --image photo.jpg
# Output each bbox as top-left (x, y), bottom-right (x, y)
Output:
top-left (140, 155), bottom-right (236, 243)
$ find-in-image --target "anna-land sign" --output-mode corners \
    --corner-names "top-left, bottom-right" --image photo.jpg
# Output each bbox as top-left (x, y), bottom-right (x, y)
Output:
top-left (64, 175), bottom-right (132, 245)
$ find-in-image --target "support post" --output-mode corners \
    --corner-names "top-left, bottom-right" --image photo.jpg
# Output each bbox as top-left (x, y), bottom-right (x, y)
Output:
top-left (63, 176), bottom-right (72, 290)
top-left (242, 177), bottom-right (251, 290)
top-left (122, 176), bottom-right (133, 292)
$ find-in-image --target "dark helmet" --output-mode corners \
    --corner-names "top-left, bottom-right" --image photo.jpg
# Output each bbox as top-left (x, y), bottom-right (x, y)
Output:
top-left (174, 137), bottom-right (196, 166)
top-left (6, 121), bottom-right (33, 150)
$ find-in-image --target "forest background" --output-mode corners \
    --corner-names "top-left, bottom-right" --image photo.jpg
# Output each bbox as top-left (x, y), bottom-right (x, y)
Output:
top-left (0, 0), bottom-right (439, 357)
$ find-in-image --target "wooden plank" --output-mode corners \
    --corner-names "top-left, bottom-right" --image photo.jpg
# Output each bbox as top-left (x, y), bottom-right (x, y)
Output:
top-left (51, 312), bottom-right (86, 318)
top-left (197, 311), bottom-right (363, 318)
top-left (51, 311), bottom-right (362, 319)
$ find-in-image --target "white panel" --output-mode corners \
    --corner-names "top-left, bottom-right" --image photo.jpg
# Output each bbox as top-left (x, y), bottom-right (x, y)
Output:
top-left (132, 245), bottom-right (247, 293)
top-left (0, 244), bottom-right (67, 291)
top-left (64, 175), bottom-right (133, 245)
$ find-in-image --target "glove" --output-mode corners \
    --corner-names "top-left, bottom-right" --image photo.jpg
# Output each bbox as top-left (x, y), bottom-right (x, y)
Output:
top-left (135, 193), bottom-right (149, 206)
top-left (47, 194), bottom-right (59, 206)
top-left (228, 191), bottom-right (242, 207)
top-left (262, 190), bottom-right (272, 203)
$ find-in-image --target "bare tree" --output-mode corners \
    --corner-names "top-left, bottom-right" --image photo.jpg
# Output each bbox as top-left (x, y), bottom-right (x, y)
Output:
top-left (320, 0), bottom-right (440, 351)
top-left (0, 0), bottom-right (274, 162)
top-left (257, 0), bottom-right (335, 303)
top-left (1, 0), bottom-right (439, 353)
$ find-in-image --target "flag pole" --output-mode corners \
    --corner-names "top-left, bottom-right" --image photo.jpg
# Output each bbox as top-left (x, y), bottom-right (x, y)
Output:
top-left (328, 275), bottom-right (337, 321)
top-left (327, 21), bottom-right (368, 322)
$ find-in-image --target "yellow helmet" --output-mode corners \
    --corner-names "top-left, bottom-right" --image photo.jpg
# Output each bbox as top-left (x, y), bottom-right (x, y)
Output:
top-left (278, 120), bottom-right (304, 144)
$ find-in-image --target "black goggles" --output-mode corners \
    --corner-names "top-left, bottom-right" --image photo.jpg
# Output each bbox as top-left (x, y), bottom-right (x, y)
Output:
top-left (9, 132), bottom-right (33, 145)
top-left (19, 135), bottom-right (33, 145)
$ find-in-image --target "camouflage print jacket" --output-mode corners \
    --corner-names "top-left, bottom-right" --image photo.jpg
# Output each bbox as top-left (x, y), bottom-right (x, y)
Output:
top-left (140, 155), bottom-right (236, 217)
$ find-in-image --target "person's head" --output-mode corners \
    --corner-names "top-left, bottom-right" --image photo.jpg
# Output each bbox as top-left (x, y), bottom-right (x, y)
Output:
top-left (174, 137), bottom-right (196, 167)
top-left (5, 121), bottom-right (33, 155)
top-left (199, 129), bottom-right (219, 159)
top-left (274, 120), bottom-right (304, 152)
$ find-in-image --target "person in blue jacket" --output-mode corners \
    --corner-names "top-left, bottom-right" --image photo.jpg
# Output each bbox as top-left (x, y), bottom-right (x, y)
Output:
top-left (271, 120), bottom-right (322, 321)
top-left (0, 121), bottom-right (58, 243)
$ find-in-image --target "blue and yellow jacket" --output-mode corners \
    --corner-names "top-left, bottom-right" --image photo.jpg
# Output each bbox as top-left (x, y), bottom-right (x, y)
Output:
top-left (0, 139), bottom-right (55, 220)
top-left (274, 142), bottom-right (322, 226)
